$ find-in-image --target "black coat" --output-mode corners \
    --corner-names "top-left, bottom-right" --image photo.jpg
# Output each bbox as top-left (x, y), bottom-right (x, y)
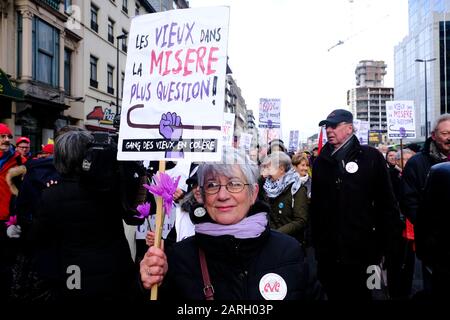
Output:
top-left (400, 138), bottom-right (448, 224)
top-left (161, 202), bottom-right (306, 300)
top-left (311, 136), bottom-right (401, 265)
top-left (31, 177), bottom-right (139, 301)
top-left (415, 162), bottom-right (450, 268)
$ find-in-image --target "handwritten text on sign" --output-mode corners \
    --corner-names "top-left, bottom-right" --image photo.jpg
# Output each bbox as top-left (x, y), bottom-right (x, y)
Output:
top-left (386, 101), bottom-right (416, 139)
top-left (118, 7), bottom-right (229, 161)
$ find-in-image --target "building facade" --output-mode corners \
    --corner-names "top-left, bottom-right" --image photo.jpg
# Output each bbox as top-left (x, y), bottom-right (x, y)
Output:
top-left (394, 0), bottom-right (450, 140)
top-left (347, 60), bottom-right (393, 143)
top-left (0, 0), bottom-right (189, 154)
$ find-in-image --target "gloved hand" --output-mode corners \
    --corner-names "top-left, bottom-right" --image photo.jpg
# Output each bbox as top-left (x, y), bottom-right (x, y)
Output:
top-left (6, 225), bottom-right (21, 238)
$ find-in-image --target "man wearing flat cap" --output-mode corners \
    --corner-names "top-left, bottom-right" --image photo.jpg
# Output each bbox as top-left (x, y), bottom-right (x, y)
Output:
top-left (310, 109), bottom-right (401, 300)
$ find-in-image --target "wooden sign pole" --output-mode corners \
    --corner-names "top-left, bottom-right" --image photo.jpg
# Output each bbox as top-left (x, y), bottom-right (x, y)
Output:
top-left (150, 160), bottom-right (166, 300)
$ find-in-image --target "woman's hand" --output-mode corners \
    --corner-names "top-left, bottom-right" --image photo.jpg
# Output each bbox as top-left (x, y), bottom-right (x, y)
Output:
top-left (145, 230), bottom-right (155, 247)
top-left (173, 188), bottom-right (184, 201)
top-left (140, 245), bottom-right (168, 289)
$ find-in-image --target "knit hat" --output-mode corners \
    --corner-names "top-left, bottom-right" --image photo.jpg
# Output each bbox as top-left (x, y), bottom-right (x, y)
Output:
top-left (16, 136), bottom-right (30, 145)
top-left (42, 144), bottom-right (54, 154)
top-left (0, 123), bottom-right (12, 136)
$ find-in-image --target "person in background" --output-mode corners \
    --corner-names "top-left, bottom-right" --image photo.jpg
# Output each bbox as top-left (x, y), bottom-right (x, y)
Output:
top-left (262, 151), bottom-right (308, 243)
top-left (140, 149), bottom-right (306, 300)
top-left (415, 162), bottom-right (450, 299)
top-left (386, 148), bottom-right (417, 300)
top-left (311, 109), bottom-right (401, 301)
top-left (386, 148), bottom-right (401, 198)
top-left (0, 123), bottom-right (26, 300)
top-left (309, 147), bottom-right (319, 168)
top-left (401, 114), bottom-right (450, 298)
top-left (15, 137), bottom-right (31, 159)
top-left (267, 139), bottom-right (287, 155)
top-left (249, 147), bottom-right (259, 164)
top-left (292, 153), bottom-right (312, 182)
top-left (31, 129), bottom-right (140, 301)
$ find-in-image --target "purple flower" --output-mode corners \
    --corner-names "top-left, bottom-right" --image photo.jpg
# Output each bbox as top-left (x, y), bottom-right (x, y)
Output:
top-left (144, 172), bottom-right (181, 217)
top-left (135, 202), bottom-right (151, 219)
top-left (5, 215), bottom-right (17, 227)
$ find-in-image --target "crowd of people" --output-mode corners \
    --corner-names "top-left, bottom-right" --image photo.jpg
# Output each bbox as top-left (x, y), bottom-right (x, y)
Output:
top-left (1, 109), bottom-right (450, 301)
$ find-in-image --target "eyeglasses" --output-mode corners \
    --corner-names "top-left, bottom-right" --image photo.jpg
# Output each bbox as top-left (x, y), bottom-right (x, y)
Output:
top-left (0, 134), bottom-right (13, 139)
top-left (325, 122), bottom-right (348, 129)
top-left (17, 146), bottom-right (30, 149)
top-left (202, 181), bottom-right (249, 195)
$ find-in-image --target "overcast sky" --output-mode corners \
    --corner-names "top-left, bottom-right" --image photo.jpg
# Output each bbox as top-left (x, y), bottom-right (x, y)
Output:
top-left (189, 0), bottom-right (408, 143)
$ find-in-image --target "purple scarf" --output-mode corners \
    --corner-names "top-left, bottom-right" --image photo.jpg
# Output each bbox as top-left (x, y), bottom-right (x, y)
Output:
top-left (195, 212), bottom-right (267, 239)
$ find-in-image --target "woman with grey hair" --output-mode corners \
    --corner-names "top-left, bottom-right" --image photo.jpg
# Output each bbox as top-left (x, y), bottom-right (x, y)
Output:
top-left (140, 149), bottom-right (306, 300)
top-left (31, 129), bottom-right (140, 301)
top-left (261, 151), bottom-right (309, 243)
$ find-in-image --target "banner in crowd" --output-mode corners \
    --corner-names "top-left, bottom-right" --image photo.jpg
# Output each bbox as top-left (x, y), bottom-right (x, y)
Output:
top-left (258, 98), bottom-right (281, 129)
top-left (239, 133), bottom-right (253, 150)
top-left (117, 7), bottom-right (230, 161)
top-left (258, 128), bottom-right (282, 146)
top-left (222, 112), bottom-right (235, 147)
top-left (386, 101), bottom-right (416, 139)
top-left (317, 126), bottom-right (327, 154)
top-left (353, 119), bottom-right (369, 145)
top-left (288, 130), bottom-right (299, 152)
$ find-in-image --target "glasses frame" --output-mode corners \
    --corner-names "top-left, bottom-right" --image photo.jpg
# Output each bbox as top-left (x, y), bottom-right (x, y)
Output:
top-left (325, 122), bottom-right (349, 129)
top-left (202, 181), bottom-right (250, 195)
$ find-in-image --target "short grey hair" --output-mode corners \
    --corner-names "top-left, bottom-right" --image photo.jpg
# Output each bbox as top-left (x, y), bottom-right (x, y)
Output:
top-left (395, 148), bottom-right (415, 160)
top-left (264, 151), bottom-right (292, 173)
top-left (197, 148), bottom-right (259, 200)
top-left (432, 113), bottom-right (450, 134)
top-left (54, 130), bottom-right (93, 175)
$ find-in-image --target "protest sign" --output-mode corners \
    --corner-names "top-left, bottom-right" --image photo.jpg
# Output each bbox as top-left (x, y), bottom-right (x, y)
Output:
top-left (386, 101), bottom-right (416, 139)
top-left (118, 7), bottom-right (230, 161)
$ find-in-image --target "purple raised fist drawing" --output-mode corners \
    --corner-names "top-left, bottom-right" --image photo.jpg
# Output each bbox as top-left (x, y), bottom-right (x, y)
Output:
top-left (159, 112), bottom-right (184, 158)
top-left (159, 112), bottom-right (183, 141)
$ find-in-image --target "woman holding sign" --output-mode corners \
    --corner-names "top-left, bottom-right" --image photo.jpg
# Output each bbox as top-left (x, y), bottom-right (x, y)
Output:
top-left (140, 149), bottom-right (306, 300)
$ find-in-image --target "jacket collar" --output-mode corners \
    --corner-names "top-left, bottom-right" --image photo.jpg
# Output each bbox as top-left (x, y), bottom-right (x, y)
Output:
top-left (320, 135), bottom-right (361, 164)
top-left (194, 200), bottom-right (270, 265)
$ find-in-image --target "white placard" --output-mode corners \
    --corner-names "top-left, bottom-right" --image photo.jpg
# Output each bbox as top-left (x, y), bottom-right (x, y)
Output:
top-left (288, 130), bottom-right (299, 152)
top-left (353, 119), bottom-right (370, 145)
top-left (222, 112), bottom-right (235, 147)
top-left (259, 98), bottom-right (281, 129)
top-left (239, 133), bottom-right (253, 150)
top-left (386, 101), bottom-right (416, 139)
top-left (118, 7), bottom-right (230, 161)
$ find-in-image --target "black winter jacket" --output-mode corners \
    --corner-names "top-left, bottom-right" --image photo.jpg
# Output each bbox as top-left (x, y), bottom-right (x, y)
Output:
top-left (415, 162), bottom-right (450, 267)
top-left (160, 202), bottom-right (306, 300)
top-left (400, 138), bottom-right (448, 224)
top-left (31, 177), bottom-right (139, 301)
top-left (311, 135), bottom-right (401, 265)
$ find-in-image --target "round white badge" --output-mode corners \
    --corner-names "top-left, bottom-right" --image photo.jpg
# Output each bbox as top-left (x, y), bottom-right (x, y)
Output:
top-left (259, 273), bottom-right (287, 300)
top-left (193, 207), bottom-right (206, 217)
top-left (345, 161), bottom-right (359, 174)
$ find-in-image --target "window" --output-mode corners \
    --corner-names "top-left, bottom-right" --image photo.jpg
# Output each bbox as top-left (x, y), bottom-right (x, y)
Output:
top-left (135, 2), bottom-right (140, 16)
top-left (64, 0), bottom-right (72, 13)
top-left (122, 0), bottom-right (128, 13)
top-left (17, 12), bottom-right (22, 77)
top-left (90, 55), bottom-right (98, 88)
top-left (108, 18), bottom-right (114, 43)
top-left (107, 65), bottom-right (114, 95)
top-left (121, 71), bottom-right (125, 97)
top-left (32, 18), bottom-right (59, 87)
top-left (64, 48), bottom-right (72, 95)
top-left (91, 4), bottom-right (98, 32)
top-left (121, 29), bottom-right (128, 52)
